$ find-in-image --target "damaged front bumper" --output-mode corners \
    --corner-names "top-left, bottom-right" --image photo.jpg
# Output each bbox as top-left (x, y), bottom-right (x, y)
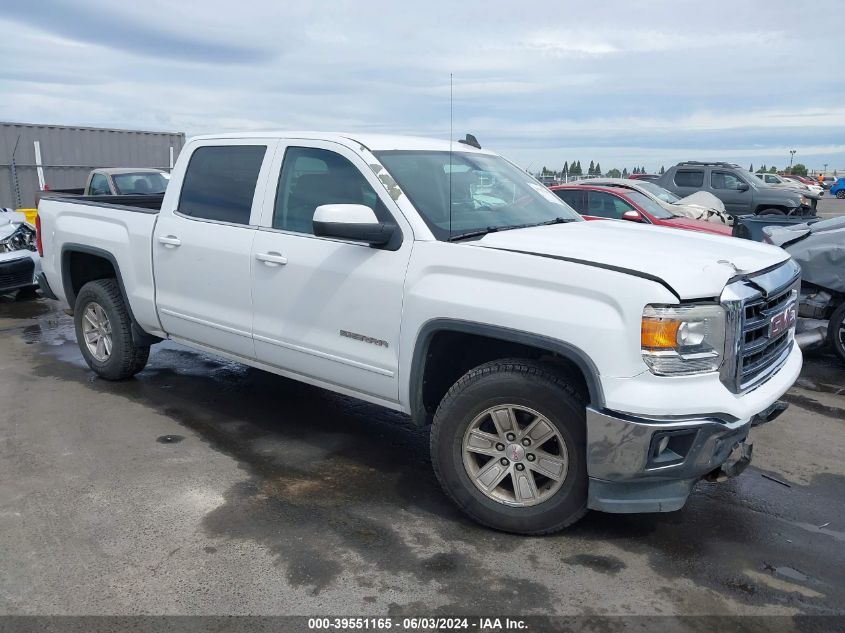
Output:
top-left (585, 402), bottom-right (787, 513)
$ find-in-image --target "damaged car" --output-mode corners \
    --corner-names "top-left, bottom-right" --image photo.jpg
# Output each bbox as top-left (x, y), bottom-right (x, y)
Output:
top-left (764, 216), bottom-right (845, 363)
top-left (0, 210), bottom-right (40, 297)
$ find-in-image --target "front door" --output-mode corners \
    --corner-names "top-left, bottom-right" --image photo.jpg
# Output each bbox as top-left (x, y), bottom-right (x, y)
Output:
top-left (710, 170), bottom-right (752, 214)
top-left (153, 140), bottom-right (276, 358)
top-left (250, 141), bottom-right (412, 402)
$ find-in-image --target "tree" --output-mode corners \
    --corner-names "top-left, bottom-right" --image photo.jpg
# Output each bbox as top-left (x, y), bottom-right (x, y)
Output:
top-left (768, 165), bottom-right (777, 173)
top-left (757, 164), bottom-right (766, 173)
top-left (641, 166), bottom-right (646, 174)
top-left (563, 161), bottom-right (569, 175)
top-left (595, 162), bottom-right (602, 176)
top-left (622, 167), bottom-right (629, 177)
top-left (659, 165), bottom-right (665, 175)
top-left (571, 161), bottom-right (582, 176)
top-left (607, 168), bottom-right (621, 178)
top-left (588, 160), bottom-right (595, 176)
top-left (790, 163), bottom-right (808, 177)
top-left (632, 166), bottom-right (639, 174)
top-left (749, 164), bottom-right (753, 172)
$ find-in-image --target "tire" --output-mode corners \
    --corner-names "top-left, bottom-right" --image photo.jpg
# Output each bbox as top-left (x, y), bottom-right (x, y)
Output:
top-left (430, 359), bottom-right (588, 535)
top-left (828, 302), bottom-right (845, 365)
top-left (836, 191), bottom-right (845, 199)
top-left (74, 279), bottom-right (149, 380)
top-left (757, 208), bottom-right (785, 216)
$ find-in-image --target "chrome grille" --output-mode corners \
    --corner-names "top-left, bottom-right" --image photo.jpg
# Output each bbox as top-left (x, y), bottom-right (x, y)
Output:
top-left (721, 260), bottom-right (800, 394)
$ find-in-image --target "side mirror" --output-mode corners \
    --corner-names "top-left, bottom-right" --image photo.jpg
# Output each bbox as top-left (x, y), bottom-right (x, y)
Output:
top-left (313, 204), bottom-right (395, 247)
top-left (621, 210), bottom-right (643, 222)
top-left (737, 182), bottom-right (750, 192)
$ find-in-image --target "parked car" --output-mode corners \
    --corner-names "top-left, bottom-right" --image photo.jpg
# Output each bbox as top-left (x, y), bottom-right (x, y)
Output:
top-left (43, 168), bottom-right (170, 198)
top-left (787, 175), bottom-right (818, 186)
top-left (656, 162), bottom-right (816, 217)
top-left (583, 178), bottom-right (734, 225)
top-left (549, 185), bottom-right (732, 236)
top-left (764, 216), bottom-right (845, 364)
top-left (0, 210), bottom-right (40, 296)
top-left (830, 177), bottom-right (845, 199)
top-left (756, 172), bottom-right (823, 197)
top-left (37, 132), bottom-right (800, 534)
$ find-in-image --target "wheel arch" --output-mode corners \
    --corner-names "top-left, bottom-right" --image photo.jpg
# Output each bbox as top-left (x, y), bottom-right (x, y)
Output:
top-left (408, 318), bottom-right (604, 426)
top-left (60, 244), bottom-right (160, 346)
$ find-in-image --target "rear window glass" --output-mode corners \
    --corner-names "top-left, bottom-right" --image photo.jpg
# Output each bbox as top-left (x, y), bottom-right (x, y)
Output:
top-left (179, 145), bottom-right (266, 224)
top-left (673, 169), bottom-right (704, 188)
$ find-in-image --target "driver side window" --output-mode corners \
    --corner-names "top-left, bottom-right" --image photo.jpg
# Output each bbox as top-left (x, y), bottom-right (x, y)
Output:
top-left (273, 147), bottom-right (388, 234)
top-left (586, 191), bottom-right (632, 219)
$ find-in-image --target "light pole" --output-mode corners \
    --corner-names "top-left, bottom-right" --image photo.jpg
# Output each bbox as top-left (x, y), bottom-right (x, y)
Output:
top-left (824, 163), bottom-right (828, 175)
top-left (789, 149), bottom-right (796, 168)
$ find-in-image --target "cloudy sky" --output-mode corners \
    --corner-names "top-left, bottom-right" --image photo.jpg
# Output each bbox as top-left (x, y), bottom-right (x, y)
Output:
top-left (2, 0), bottom-right (843, 173)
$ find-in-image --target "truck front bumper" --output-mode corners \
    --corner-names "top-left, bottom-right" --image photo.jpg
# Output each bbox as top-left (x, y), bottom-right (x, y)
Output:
top-left (585, 403), bottom-right (786, 513)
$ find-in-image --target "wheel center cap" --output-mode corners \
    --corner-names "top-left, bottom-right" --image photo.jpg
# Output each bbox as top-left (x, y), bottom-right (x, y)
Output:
top-left (507, 443), bottom-right (525, 462)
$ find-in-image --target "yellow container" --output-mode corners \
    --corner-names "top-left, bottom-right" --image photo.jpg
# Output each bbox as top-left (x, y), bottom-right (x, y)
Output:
top-left (17, 208), bottom-right (38, 226)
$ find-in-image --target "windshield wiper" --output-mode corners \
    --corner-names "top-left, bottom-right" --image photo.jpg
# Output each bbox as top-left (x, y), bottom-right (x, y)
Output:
top-left (448, 217), bottom-right (573, 242)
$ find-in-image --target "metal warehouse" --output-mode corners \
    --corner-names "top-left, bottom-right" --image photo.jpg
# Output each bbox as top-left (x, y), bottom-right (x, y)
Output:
top-left (0, 122), bottom-right (185, 208)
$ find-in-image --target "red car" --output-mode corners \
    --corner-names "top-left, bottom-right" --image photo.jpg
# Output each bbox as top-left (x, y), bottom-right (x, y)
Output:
top-left (549, 185), bottom-right (733, 236)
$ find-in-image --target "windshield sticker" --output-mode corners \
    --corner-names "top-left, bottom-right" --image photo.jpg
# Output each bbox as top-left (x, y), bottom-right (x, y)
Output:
top-left (369, 163), bottom-right (404, 201)
top-left (528, 182), bottom-right (564, 204)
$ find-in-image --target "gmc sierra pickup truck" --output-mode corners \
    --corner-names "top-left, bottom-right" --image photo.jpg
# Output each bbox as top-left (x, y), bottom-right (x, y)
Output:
top-left (36, 132), bottom-right (801, 534)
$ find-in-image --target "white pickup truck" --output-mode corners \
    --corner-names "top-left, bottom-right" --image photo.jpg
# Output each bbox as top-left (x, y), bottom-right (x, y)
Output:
top-left (36, 132), bottom-right (801, 534)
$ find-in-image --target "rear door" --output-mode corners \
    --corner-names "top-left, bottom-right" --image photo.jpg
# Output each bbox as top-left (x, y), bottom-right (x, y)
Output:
top-left (551, 189), bottom-right (585, 215)
top-left (585, 190), bottom-right (635, 220)
top-left (250, 140), bottom-right (412, 402)
top-left (153, 139), bottom-right (277, 358)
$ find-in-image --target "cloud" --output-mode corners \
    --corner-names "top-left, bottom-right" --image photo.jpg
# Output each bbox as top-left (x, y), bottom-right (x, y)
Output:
top-left (0, 0), bottom-right (271, 64)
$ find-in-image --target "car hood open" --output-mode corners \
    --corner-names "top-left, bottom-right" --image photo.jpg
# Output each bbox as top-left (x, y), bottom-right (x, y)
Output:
top-left (468, 220), bottom-right (790, 300)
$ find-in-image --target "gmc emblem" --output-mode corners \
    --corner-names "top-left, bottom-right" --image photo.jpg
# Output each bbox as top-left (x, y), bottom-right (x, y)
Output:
top-left (769, 302), bottom-right (797, 338)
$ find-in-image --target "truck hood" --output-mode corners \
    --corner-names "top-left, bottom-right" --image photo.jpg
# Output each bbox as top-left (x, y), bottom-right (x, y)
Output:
top-left (468, 220), bottom-right (790, 300)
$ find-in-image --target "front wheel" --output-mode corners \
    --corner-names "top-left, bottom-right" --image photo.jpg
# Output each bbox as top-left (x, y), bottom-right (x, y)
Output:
top-left (430, 359), bottom-right (588, 534)
top-left (836, 191), bottom-right (845, 199)
top-left (758, 208), bottom-right (786, 216)
top-left (828, 303), bottom-right (845, 364)
top-left (74, 279), bottom-right (150, 380)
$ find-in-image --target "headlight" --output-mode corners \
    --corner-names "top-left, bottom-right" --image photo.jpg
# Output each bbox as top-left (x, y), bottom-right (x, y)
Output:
top-left (641, 304), bottom-right (726, 376)
top-left (800, 196), bottom-right (810, 206)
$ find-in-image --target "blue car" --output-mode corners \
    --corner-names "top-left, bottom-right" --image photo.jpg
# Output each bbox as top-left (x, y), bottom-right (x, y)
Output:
top-left (831, 177), bottom-right (845, 199)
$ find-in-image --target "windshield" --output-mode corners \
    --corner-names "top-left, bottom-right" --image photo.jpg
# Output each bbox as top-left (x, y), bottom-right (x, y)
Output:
top-left (733, 168), bottom-right (766, 188)
top-left (634, 181), bottom-right (680, 204)
top-left (624, 190), bottom-right (675, 219)
top-left (374, 151), bottom-right (581, 240)
top-left (112, 172), bottom-right (169, 195)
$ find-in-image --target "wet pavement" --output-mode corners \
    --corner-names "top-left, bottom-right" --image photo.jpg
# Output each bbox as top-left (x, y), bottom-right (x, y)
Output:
top-left (0, 294), bottom-right (843, 617)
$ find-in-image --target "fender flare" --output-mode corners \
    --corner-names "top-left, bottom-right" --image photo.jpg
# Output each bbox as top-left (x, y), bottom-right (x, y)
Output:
top-left (60, 243), bottom-right (161, 346)
top-left (408, 318), bottom-right (605, 426)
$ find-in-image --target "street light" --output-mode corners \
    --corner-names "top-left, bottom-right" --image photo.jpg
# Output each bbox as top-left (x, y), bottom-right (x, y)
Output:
top-left (824, 163), bottom-right (829, 175)
top-left (789, 149), bottom-right (796, 168)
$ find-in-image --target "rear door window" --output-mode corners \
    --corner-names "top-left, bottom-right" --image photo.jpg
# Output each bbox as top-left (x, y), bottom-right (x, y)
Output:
top-left (673, 169), bottom-right (704, 188)
top-left (552, 189), bottom-right (585, 213)
top-left (179, 145), bottom-right (267, 224)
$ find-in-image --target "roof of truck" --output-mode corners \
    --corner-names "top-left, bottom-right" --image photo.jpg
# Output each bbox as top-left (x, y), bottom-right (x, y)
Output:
top-left (188, 131), bottom-right (493, 153)
top-left (93, 167), bottom-right (167, 175)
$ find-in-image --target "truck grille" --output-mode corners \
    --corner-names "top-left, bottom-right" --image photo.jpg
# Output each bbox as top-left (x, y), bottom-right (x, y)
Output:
top-left (721, 260), bottom-right (800, 394)
top-left (0, 257), bottom-right (35, 293)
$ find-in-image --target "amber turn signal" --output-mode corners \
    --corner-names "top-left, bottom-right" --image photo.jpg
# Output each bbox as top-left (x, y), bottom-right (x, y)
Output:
top-left (641, 318), bottom-right (681, 350)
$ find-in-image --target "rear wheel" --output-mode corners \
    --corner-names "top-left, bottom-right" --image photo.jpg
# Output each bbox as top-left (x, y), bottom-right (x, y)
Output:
top-left (828, 303), bottom-right (845, 364)
top-left (430, 359), bottom-right (588, 534)
top-left (74, 279), bottom-right (149, 380)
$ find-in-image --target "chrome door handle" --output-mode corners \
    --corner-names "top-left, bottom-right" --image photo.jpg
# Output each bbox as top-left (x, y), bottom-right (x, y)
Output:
top-left (158, 235), bottom-right (181, 247)
top-left (255, 251), bottom-right (288, 266)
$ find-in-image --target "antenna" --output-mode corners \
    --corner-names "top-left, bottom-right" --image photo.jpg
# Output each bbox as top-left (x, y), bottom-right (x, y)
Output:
top-left (449, 72), bottom-right (453, 238)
